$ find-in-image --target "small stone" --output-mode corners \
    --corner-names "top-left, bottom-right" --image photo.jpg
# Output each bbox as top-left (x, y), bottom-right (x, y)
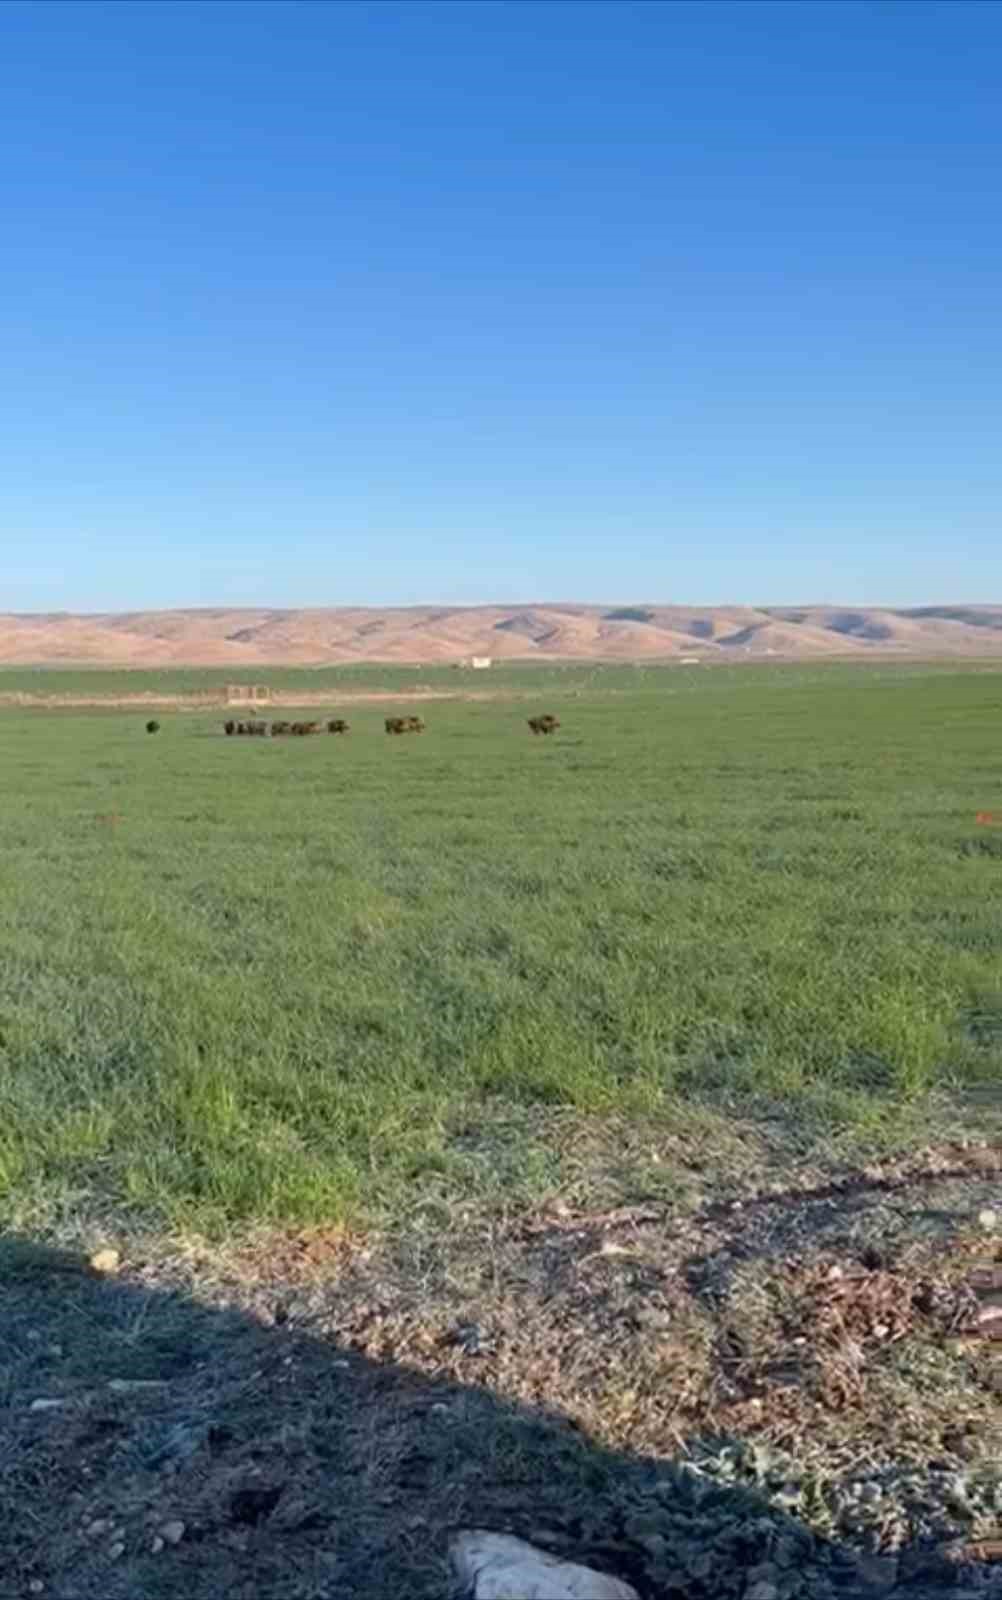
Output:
top-left (108, 1542), bottom-right (125, 1560)
top-left (29, 1582), bottom-right (44, 1594)
top-left (978, 1209), bottom-right (997, 1232)
top-left (162, 1519), bottom-right (186, 1546)
top-left (29, 1398), bottom-right (66, 1412)
top-left (451, 1531), bottom-right (639, 1599)
top-left (107, 1379), bottom-right (168, 1394)
top-left (86, 1519), bottom-right (110, 1538)
top-left (151, 1536), bottom-right (165, 1554)
top-left (89, 1248), bottom-right (120, 1275)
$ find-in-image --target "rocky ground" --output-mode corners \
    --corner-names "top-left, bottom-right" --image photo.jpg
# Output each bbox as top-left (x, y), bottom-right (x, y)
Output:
top-left (3, 1125), bottom-right (1002, 1599)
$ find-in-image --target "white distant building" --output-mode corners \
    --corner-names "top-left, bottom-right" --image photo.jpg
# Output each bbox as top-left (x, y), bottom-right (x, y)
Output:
top-left (679, 657), bottom-right (700, 665)
top-left (469, 656), bottom-right (492, 669)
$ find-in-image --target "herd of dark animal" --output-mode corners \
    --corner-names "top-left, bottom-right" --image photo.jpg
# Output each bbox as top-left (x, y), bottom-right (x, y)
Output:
top-left (144, 713), bottom-right (561, 738)
top-left (222, 718), bottom-right (350, 737)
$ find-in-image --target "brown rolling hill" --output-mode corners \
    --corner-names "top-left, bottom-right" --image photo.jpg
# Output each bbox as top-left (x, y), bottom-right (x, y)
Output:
top-left (0, 604), bottom-right (1001, 666)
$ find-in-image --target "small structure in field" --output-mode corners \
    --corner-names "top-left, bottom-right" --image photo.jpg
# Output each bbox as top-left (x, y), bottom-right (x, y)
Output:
top-left (459, 656), bottom-right (492, 669)
top-left (226, 683), bottom-right (272, 707)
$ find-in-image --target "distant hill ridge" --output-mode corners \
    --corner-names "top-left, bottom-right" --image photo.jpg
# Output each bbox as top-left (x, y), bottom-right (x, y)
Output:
top-left (1, 604), bottom-right (1001, 666)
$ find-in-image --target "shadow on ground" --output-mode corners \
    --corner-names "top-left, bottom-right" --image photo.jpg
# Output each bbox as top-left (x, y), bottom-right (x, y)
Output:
top-left (2, 1237), bottom-right (996, 1600)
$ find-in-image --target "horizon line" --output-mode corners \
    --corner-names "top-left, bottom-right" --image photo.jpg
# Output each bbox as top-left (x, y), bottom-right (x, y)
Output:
top-left (3, 600), bottom-right (998, 619)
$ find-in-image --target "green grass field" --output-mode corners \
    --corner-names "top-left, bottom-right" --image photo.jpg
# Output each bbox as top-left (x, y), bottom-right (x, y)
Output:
top-left (1, 662), bottom-right (1001, 1236)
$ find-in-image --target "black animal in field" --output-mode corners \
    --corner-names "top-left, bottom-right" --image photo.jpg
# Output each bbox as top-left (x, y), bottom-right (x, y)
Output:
top-left (385, 715), bottom-right (425, 735)
top-left (528, 714), bottom-right (560, 736)
top-left (145, 720), bottom-right (160, 734)
top-left (270, 720), bottom-right (291, 736)
top-left (290, 721), bottom-right (322, 736)
top-left (327, 719), bottom-right (349, 734)
top-left (224, 720), bottom-right (236, 736)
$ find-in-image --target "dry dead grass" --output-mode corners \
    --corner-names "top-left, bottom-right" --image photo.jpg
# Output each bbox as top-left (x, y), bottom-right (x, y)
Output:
top-left (5, 1131), bottom-right (1002, 1598)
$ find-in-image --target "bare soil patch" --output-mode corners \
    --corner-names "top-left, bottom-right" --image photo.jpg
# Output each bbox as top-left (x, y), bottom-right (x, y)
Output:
top-left (4, 1136), bottom-right (1002, 1598)
top-left (0, 689), bottom-right (496, 712)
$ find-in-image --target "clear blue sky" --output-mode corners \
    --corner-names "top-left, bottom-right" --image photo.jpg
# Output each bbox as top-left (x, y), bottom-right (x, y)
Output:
top-left (2, 0), bottom-right (999, 611)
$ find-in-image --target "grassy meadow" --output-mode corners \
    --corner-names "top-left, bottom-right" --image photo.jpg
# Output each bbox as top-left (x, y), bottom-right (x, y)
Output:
top-left (1, 661), bottom-right (1001, 1236)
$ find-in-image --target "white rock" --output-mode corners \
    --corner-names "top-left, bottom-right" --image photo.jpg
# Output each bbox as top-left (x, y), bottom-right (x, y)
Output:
top-left (451, 1531), bottom-right (639, 1600)
top-left (89, 1247), bottom-right (121, 1275)
top-left (978, 1208), bottom-right (998, 1232)
top-left (29, 1398), bottom-right (66, 1412)
top-left (161, 1519), bottom-right (186, 1546)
